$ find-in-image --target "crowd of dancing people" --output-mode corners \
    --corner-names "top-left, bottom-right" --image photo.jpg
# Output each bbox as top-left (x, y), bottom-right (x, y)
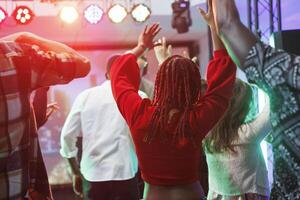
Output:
top-left (0, 0), bottom-right (299, 199)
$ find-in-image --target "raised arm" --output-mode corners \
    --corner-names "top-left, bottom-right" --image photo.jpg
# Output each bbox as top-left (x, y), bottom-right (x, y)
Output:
top-left (128, 24), bottom-right (161, 58)
top-left (110, 24), bottom-right (160, 127)
top-left (192, 50), bottom-right (236, 141)
top-left (211, 0), bottom-right (258, 67)
top-left (12, 42), bottom-right (90, 90)
top-left (11, 32), bottom-right (90, 78)
top-left (199, 0), bottom-right (225, 51)
top-left (157, 6), bottom-right (236, 141)
top-left (211, 0), bottom-right (300, 112)
top-left (111, 54), bottom-right (151, 128)
top-left (240, 95), bottom-right (271, 143)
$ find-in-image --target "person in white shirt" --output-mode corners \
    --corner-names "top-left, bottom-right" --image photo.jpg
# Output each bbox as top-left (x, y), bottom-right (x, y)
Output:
top-left (60, 55), bottom-right (146, 200)
top-left (203, 79), bottom-right (272, 200)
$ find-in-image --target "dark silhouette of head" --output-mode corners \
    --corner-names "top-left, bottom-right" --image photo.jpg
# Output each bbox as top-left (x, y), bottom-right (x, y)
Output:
top-left (106, 54), bottom-right (121, 80)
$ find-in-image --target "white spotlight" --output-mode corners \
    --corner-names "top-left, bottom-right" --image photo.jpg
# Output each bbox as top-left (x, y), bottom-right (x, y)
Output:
top-left (108, 4), bottom-right (127, 24)
top-left (60, 6), bottom-right (79, 24)
top-left (131, 4), bottom-right (151, 23)
top-left (84, 4), bottom-right (104, 24)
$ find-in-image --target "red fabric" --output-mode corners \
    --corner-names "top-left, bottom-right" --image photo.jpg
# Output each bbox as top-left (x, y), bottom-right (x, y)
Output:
top-left (110, 50), bottom-right (236, 186)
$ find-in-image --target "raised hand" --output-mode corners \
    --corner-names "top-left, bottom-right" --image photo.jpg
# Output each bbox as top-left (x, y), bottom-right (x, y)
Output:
top-left (154, 37), bottom-right (172, 65)
top-left (138, 23), bottom-right (161, 49)
top-left (130, 23), bottom-right (161, 58)
top-left (182, 51), bottom-right (198, 64)
top-left (211, 0), bottom-right (241, 34)
top-left (211, 0), bottom-right (258, 66)
top-left (198, 0), bottom-right (225, 51)
top-left (198, 0), bottom-right (215, 28)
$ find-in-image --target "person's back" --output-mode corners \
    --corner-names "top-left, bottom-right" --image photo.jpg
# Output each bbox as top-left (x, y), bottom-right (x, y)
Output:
top-left (60, 55), bottom-right (141, 199)
top-left (110, 22), bottom-right (237, 199)
top-left (76, 82), bottom-right (137, 180)
top-left (205, 135), bottom-right (270, 199)
top-left (211, 1), bottom-right (300, 197)
top-left (204, 80), bottom-right (271, 199)
top-left (0, 33), bottom-right (90, 199)
top-left (0, 41), bottom-right (33, 156)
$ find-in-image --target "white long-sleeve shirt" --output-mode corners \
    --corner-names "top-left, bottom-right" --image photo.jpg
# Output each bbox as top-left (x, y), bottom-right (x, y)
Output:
top-left (205, 98), bottom-right (272, 198)
top-left (60, 80), bottom-right (145, 182)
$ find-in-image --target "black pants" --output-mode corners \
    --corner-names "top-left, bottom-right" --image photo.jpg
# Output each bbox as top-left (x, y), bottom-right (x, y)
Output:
top-left (82, 177), bottom-right (140, 200)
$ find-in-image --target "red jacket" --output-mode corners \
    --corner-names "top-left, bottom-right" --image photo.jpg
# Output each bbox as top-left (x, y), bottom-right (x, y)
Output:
top-left (111, 50), bottom-right (236, 185)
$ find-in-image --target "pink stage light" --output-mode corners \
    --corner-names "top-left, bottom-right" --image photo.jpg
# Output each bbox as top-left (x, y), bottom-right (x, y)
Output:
top-left (13, 6), bottom-right (34, 25)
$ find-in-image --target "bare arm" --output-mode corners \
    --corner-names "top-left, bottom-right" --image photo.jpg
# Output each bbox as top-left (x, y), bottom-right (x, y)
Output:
top-left (60, 93), bottom-right (84, 196)
top-left (67, 158), bottom-right (83, 197)
top-left (212, 0), bottom-right (258, 68)
top-left (210, 25), bottom-right (225, 51)
top-left (67, 157), bottom-right (81, 176)
top-left (199, 0), bottom-right (225, 51)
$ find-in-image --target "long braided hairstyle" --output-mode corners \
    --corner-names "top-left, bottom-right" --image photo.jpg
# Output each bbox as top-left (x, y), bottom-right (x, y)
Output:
top-left (144, 55), bottom-right (202, 145)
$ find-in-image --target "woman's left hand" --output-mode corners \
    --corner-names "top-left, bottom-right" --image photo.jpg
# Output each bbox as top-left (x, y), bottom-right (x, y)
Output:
top-left (138, 23), bottom-right (161, 49)
top-left (198, 0), bottom-right (215, 29)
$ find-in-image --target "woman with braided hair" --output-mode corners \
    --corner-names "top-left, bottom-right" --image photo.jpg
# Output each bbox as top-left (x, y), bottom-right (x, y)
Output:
top-left (110, 5), bottom-right (236, 199)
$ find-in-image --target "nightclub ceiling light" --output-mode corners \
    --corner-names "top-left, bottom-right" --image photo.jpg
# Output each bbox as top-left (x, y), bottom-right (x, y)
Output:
top-left (171, 0), bottom-right (192, 33)
top-left (84, 4), bottom-right (104, 24)
top-left (0, 7), bottom-right (7, 24)
top-left (131, 4), bottom-right (151, 23)
top-left (60, 6), bottom-right (79, 24)
top-left (13, 6), bottom-right (34, 25)
top-left (108, 4), bottom-right (127, 24)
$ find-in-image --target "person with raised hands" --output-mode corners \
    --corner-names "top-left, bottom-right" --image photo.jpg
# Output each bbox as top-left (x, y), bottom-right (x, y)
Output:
top-left (210, 0), bottom-right (300, 198)
top-left (0, 32), bottom-right (90, 199)
top-left (110, 21), bottom-right (236, 199)
top-left (203, 79), bottom-right (271, 200)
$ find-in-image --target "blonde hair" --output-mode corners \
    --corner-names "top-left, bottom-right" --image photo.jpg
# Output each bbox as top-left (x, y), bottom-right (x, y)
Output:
top-left (203, 79), bottom-right (253, 153)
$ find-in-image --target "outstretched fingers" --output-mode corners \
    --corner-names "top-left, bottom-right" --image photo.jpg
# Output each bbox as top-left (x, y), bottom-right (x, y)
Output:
top-left (143, 25), bottom-right (149, 34)
top-left (198, 7), bottom-right (208, 20)
top-left (153, 27), bottom-right (161, 37)
top-left (148, 23), bottom-right (159, 32)
top-left (149, 23), bottom-right (161, 37)
top-left (208, 0), bottom-right (212, 12)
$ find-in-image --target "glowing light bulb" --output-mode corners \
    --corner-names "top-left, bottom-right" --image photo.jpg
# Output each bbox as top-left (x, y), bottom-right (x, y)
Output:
top-left (108, 4), bottom-right (127, 23)
top-left (60, 6), bottom-right (79, 24)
